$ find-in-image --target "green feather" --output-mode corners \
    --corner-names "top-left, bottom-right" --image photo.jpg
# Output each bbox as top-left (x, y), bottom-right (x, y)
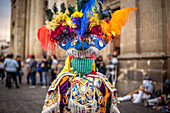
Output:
top-left (68, 4), bottom-right (75, 17)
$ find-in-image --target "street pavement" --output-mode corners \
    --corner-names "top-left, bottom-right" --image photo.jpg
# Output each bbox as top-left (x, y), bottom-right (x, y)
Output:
top-left (0, 75), bottom-right (162, 113)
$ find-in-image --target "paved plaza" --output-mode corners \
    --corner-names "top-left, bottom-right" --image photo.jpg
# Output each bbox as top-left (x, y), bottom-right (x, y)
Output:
top-left (0, 75), bottom-right (162, 113)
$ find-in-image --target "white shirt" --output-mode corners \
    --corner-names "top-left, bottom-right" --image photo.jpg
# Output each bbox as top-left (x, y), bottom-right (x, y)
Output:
top-left (52, 59), bottom-right (58, 69)
top-left (142, 84), bottom-right (154, 99)
top-left (26, 58), bottom-right (31, 67)
top-left (3, 59), bottom-right (19, 72)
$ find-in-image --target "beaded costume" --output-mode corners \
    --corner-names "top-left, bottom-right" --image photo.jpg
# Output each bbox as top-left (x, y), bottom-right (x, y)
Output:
top-left (37, 0), bottom-right (137, 112)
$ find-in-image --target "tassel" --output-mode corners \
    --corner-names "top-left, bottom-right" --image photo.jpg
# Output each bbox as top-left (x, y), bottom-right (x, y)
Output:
top-left (78, 72), bottom-right (81, 88)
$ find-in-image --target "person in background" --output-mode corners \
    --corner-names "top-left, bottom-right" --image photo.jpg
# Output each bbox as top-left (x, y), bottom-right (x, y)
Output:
top-left (96, 55), bottom-right (106, 75)
top-left (41, 55), bottom-right (49, 87)
top-left (21, 61), bottom-right (24, 76)
top-left (106, 52), bottom-right (118, 84)
top-left (26, 54), bottom-right (32, 84)
top-left (28, 55), bottom-right (37, 88)
top-left (16, 55), bottom-right (22, 84)
top-left (3, 54), bottom-right (19, 89)
top-left (0, 55), bottom-right (5, 62)
top-left (144, 79), bottom-right (170, 107)
top-left (51, 55), bottom-right (58, 82)
top-left (37, 60), bottom-right (43, 85)
top-left (118, 76), bottom-right (154, 103)
top-left (47, 56), bottom-right (52, 70)
top-left (95, 56), bottom-right (100, 70)
top-left (0, 55), bottom-right (5, 84)
top-left (4, 55), bottom-right (10, 87)
top-left (47, 56), bottom-right (52, 83)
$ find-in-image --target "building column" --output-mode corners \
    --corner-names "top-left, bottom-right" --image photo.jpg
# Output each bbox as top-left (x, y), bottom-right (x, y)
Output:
top-left (48, 0), bottom-right (56, 9)
top-left (9, 1), bottom-right (14, 54)
top-left (118, 0), bottom-right (167, 95)
top-left (14, 0), bottom-right (27, 59)
top-left (25, 0), bottom-right (31, 58)
top-left (167, 0), bottom-right (170, 79)
top-left (29, 0), bottom-right (36, 55)
top-left (34, 0), bottom-right (45, 59)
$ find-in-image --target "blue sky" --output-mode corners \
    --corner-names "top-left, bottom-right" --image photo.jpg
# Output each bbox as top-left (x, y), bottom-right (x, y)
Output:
top-left (0, 0), bottom-right (11, 41)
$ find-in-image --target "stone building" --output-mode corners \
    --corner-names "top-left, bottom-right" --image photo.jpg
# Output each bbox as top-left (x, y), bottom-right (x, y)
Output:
top-left (117, 0), bottom-right (170, 94)
top-left (10, 0), bottom-right (170, 94)
top-left (0, 39), bottom-right (10, 56)
top-left (10, 0), bottom-right (48, 60)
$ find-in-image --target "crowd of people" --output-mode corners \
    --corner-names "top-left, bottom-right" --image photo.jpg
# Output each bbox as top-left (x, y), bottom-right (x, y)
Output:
top-left (0, 54), bottom-right (22, 88)
top-left (0, 54), bottom-right (58, 89)
top-left (0, 51), bottom-right (118, 89)
top-left (0, 51), bottom-right (119, 88)
top-left (95, 50), bottom-right (119, 86)
top-left (0, 51), bottom-right (169, 111)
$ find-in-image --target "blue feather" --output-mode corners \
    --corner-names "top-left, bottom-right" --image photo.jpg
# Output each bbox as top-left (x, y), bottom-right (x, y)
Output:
top-left (72, 18), bottom-right (82, 35)
top-left (80, 0), bottom-right (95, 38)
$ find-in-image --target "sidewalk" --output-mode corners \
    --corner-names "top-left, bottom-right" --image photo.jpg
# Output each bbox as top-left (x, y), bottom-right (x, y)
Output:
top-left (119, 101), bottom-right (162, 113)
top-left (0, 75), bottom-right (162, 113)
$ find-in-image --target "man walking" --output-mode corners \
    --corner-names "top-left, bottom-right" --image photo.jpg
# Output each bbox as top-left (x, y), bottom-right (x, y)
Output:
top-left (28, 55), bottom-right (37, 88)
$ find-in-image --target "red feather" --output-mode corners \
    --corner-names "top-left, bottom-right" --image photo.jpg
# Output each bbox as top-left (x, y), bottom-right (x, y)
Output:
top-left (37, 25), bottom-right (56, 53)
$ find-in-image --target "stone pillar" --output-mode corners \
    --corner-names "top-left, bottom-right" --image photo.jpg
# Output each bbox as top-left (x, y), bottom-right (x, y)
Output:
top-left (117, 0), bottom-right (168, 95)
top-left (66, 0), bottom-right (76, 7)
top-left (14, 0), bottom-right (27, 59)
top-left (25, 0), bottom-right (31, 58)
top-left (34, 0), bottom-right (45, 59)
top-left (29, 0), bottom-right (36, 55)
top-left (117, 0), bottom-right (139, 94)
top-left (9, 0), bottom-right (15, 54)
top-left (166, 0), bottom-right (170, 79)
top-left (48, 0), bottom-right (56, 9)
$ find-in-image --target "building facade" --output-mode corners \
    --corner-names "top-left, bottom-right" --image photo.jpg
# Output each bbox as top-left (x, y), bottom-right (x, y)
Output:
top-left (10, 0), bottom-right (170, 94)
top-left (118, 0), bottom-right (170, 94)
top-left (0, 39), bottom-right (10, 56)
top-left (10, 0), bottom-right (48, 60)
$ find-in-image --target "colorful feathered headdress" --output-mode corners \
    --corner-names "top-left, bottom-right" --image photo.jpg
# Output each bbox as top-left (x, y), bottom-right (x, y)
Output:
top-left (37, 0), bottom-right (137, 57)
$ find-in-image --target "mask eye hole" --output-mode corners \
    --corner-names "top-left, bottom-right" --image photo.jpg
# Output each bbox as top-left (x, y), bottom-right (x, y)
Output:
top-left (86, 38), bottom-right (91, 45)
top-left (74, 38), bottom-right (78, 45)
top-left (62, 39), bottom-right (67, 46)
